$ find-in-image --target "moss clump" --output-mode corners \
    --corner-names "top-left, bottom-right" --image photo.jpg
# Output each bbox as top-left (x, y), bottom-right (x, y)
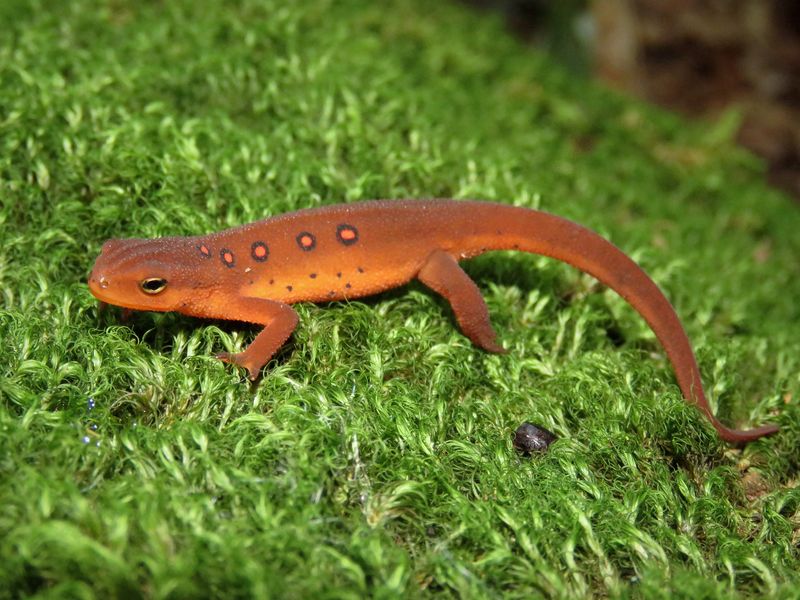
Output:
top-left (1, 0), bottom-right (798, 597)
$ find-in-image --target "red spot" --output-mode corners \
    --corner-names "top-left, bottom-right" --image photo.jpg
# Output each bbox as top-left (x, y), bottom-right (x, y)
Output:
top-left (251, 241), bottom-right (269, 262)
top-left (220, 248), bottom-right (236, 268)
top-left (197, 244), bottom-right (211, 258)
top-left (336, 224), bottom-right (359, 246)
top-left (296, 232), bottom-right (316, 251)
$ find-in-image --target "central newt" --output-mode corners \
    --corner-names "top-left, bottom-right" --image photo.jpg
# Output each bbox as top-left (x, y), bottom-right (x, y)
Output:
top-left (88, 199), bottom-right (779, 443)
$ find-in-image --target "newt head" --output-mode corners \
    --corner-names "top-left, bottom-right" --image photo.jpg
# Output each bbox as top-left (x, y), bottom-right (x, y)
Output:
top-left (88, 237), bottom-right (201, 312)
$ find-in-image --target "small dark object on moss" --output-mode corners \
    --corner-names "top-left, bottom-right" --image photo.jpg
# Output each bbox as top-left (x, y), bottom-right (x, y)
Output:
top-left (513, 422), bottom-right (557, 454)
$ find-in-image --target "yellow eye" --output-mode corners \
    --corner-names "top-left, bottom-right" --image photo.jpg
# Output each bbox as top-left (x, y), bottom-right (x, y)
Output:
top-left (140, 278), bottom-right (168, 294)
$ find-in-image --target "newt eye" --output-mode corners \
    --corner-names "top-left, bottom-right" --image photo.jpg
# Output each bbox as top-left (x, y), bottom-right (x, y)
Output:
top-left (140, 277), bottom-right (168, 294)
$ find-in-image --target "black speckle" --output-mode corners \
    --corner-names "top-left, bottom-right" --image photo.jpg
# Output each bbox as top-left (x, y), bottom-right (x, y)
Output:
top-left (336, 272), bottom-right (342, 278)
top-left (345, 282), bottom-right (352, 289)
top-left (269, 279), bottom-right (274, 285)
top-left (513, 423), bottom-right (557, 455)
top-left (512, 244), bottom-right (520, 250)
top-left (327, 290), bottom-right (335, 297)
top-left (309, 273), bottom-right (317, 279)
top-left (249, 280), bottom-right (254, 285)
top-left (357, 267), bottom-right (364, 273)
top-left (286, 285), bottom-right (293, 292)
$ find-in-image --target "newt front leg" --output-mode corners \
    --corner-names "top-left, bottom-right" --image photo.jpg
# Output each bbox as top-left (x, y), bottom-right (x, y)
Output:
top-left (211, 297), bottom-right (299, 380)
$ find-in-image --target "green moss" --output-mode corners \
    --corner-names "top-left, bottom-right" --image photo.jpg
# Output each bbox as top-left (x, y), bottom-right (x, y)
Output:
top-left (1, 0), bottom-right (798, 597)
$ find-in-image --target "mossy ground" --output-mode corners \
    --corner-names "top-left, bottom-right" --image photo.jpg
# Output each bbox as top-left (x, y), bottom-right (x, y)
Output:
top-left (1, 0), bottom-right (799, 597)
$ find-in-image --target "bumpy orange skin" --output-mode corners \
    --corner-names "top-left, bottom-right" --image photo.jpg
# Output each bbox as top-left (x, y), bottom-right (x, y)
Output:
top-left (88, 199), bottom-right (779, 443)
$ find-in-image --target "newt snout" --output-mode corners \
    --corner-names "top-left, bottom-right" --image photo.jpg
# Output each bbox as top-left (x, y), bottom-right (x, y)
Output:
top-left (88, 273), bottom-right (110, 293)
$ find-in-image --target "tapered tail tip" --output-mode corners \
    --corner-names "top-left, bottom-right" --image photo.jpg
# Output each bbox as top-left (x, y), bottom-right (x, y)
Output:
top-left (718, 422), bottom-right (779, 444)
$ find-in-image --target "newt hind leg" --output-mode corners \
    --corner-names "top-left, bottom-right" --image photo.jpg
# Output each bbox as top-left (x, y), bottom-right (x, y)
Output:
top-left (417, 250), bottom-right (506, 353)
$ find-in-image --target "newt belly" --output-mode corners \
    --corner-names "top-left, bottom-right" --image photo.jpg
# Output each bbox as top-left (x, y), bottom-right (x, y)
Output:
top-left (88, 199), bottom-right (780, 444)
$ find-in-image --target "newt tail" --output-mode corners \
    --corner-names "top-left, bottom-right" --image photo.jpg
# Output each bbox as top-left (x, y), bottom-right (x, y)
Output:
top-left (88, 199), bottom-right (779, 443)
top-left (452, 203), bottom-right (779, 443)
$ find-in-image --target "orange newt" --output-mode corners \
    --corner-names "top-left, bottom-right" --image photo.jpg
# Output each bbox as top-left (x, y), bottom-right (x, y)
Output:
top-left (88, 199), bottom-right (779, 443)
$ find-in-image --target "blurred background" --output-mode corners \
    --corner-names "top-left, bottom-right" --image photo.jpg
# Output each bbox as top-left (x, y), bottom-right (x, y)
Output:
top-left (464, 0), bottom-right (800, 200)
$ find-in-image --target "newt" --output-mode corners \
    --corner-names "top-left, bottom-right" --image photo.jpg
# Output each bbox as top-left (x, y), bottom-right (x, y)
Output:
top-left (88, 199), bottom-right (779, 443)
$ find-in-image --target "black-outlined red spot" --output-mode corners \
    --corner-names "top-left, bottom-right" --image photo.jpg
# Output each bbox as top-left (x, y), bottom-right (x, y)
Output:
top-left (220, 248), bottom-right (236, 268)
top-left (197, 244), bottom-right (212, 259)
top-left (296, 232), bottom-right (316, 251)
top-left (251, 241), bottom-right (269, 262)
top-left (336, 223), bottom-right (359, 246)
